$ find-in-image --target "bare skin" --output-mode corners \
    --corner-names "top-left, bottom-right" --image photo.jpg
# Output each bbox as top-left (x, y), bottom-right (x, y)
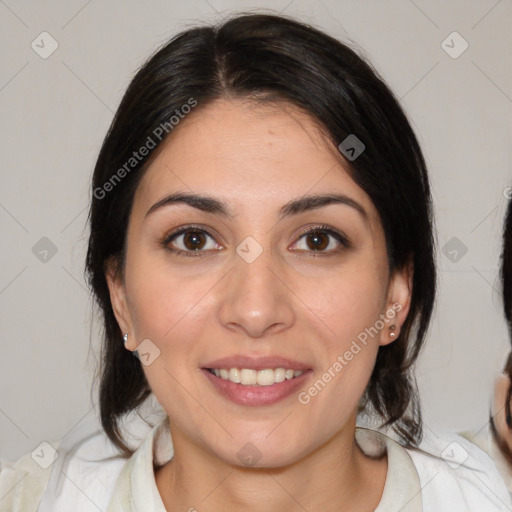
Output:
top-left (106, 98), bottom-right (413, 511)
top-left (494, 373), bottom-right (512, 453)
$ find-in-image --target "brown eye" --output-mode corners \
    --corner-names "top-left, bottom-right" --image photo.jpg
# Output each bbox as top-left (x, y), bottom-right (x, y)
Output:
top-left (292, 225), bottom-right (350, 254)
top-left (182, 231), bottom-right (207, 251)
top-left (305, 231), bottom-right (330, 251)
top-left (163, 226), bottom-right (220, 257)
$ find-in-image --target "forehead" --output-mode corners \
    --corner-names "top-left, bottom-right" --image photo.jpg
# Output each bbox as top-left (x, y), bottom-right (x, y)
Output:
top-left (133, 98), bottom-right (377, 221)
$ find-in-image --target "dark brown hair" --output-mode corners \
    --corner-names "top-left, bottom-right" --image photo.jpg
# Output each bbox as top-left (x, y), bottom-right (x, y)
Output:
top-left (490, 198), bottom-right (512, 462)
top-left (502, 198), bottom-right (512, 336)
top-left (85, 12), bottom-right (436, 456)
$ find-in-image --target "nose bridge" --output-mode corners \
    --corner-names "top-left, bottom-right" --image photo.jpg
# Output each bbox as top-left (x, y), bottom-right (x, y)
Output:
top-left (218, 236), bottom-right (294, 337)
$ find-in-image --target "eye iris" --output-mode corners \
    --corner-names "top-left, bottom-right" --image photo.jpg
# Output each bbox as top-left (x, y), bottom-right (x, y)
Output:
top-left (183, 231), bottom-right (206, 250)
top-left (307, 231), bottom-right (328, 251)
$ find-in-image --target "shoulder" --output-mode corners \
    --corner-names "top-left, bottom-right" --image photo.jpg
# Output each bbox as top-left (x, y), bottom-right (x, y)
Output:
top-left (459, 424), bottom-right (512, 495)
top-left (0, 446), bottom-right (57, 512)
top-left (405, 428), bottom-right (512, 511)
top-left (0, 415), bottom-right (149, 512)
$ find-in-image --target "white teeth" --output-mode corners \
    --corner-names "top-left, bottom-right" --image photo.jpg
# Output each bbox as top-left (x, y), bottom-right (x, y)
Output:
top-left (274, 368), bottom-right (286, 383)
top-left (240, 369), bottom-right (257, 385)
top-left (228, 368), bottom-right (241, 383)
top-left (210, 367), bottom-right (306, 386)
top-left (257, 369), bottom-right (275, 386)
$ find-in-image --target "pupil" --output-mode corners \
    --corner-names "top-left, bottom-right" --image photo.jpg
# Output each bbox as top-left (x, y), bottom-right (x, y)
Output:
top-left (308, 232), bottom-right (327, 251)
top-left (184, 231), bottom-right (204, 250)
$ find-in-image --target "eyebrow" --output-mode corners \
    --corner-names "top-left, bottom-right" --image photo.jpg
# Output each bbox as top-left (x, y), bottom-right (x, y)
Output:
top-left (145, 192), bottom-right (368, 221)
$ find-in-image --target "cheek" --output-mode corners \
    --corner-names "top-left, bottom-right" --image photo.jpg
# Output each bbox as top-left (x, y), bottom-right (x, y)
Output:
top-left (313, 263), bottom-right (388, 345)
top-left (124, 249), bottom-right (202, 336)
top-left (299, 262), bottom-right (387, 403)
top-left (123, 257), bottom-right (212, 413)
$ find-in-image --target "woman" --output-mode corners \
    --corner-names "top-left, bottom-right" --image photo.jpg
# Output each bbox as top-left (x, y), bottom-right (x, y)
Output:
top-left (0, 12), bottom-right (509, 512)
top-left (459, 197), bottom-right (512, 495)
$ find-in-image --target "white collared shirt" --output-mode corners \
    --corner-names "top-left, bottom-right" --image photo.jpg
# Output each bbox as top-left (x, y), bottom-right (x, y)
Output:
top-left (460, 423), bottom-right (512, 496)
top-left (1, 413), bottom-right (511, 511)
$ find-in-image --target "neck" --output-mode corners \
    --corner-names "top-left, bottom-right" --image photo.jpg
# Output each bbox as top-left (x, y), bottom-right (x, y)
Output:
top-left (155, 418), bottom-right (387, 512)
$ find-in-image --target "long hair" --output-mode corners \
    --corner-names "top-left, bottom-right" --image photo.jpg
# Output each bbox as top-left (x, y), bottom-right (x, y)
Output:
top-left (490, 198), bottom-right (512, 462)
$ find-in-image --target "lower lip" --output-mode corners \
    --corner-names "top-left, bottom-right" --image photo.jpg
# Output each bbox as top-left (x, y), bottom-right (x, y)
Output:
top-left (202, 369), bottom-right (311, 406)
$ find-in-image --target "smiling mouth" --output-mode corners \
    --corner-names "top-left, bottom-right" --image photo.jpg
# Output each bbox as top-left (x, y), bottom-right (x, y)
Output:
top-left (202, 365), bottom-right (311, 406)
top-left (206, 367), bottom-right (305, 386)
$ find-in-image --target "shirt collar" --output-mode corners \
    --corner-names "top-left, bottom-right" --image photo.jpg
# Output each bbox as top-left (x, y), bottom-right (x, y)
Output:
top-left (106, 417), bottom-right (422, 512)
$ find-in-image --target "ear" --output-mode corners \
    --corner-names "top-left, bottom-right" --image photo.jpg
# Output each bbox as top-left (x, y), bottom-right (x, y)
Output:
top-left (104, 256), bottom-right (135, 350)
top-left (380, 259), bottom-right (413, 346)
top-left (492, 373), bottom-right (512, 434)
top-left (492, 373), bottom-right (512, 450)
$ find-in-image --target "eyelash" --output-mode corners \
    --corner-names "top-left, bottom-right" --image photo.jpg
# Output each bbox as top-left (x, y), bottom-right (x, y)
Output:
top-left (161, 224), bottom-right (351, 258)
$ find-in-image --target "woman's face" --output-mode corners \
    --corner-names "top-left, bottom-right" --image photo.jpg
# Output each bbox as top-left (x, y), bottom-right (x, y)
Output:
top-left (107, 98), bottom-right (412, 467)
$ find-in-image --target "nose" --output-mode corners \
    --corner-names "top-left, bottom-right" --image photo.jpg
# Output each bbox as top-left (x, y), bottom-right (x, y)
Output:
top-left (217, 241), bottom-right (295, 339)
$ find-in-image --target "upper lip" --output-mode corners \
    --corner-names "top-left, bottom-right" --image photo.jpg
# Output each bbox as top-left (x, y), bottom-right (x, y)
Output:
top-left (203, 355), bottom-right (311, 371)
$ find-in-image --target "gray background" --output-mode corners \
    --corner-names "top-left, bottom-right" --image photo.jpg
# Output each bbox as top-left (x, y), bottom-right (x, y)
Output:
top-left (1, 0), bottom-right (511, 461)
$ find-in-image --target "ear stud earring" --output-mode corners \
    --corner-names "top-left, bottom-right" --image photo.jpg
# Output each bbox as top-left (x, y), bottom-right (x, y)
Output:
top-left (123, 333), bottom-right (129, 347)
top-left (389, 325), bottom-right (396, 338)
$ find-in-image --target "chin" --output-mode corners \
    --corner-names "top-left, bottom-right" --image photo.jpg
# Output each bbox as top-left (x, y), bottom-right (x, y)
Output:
top-left (211, 433), bottom-right (309, 469)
